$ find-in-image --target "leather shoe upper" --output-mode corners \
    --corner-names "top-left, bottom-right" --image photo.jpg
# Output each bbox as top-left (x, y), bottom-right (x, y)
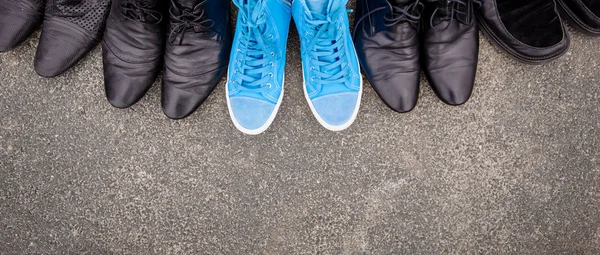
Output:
top-left (422, 0), bottom-right (480, 106)
top-left (102, 0), bottom-right (166, 108)
top-left (477, 0), bottom-right (570, 64)
top-left (162, 0), bottom-right (231, 119)
top-left (0, 0), bottom-right (45, 52)
top-left (557, 0), bottom-right (600, 35)
top-left (353, 0), bottom-right (425, 113)
top-left (35, 0), bottom-right (111, 78)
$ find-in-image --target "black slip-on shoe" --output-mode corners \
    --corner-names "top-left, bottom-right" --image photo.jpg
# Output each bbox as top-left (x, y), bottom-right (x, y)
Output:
top-left (477, 0), bottom-right (570, 64)
top-left (557, 0), bottom-right (600, 35)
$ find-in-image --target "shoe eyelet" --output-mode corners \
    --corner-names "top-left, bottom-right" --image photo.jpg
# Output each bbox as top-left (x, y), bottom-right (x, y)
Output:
top-left (310, 66), bottom-right (315, 70)
top-left (338, 26), bottom-right (342, 30)
top-left (270, 52), bottom-right (275, 56)
top-left (267, 83), bottom-right (272, 88)
top-left (234, 69), bottom-right (238, 74)
top-left (268, 72), bottom-right (274, 77)
top-left (270, 62), bottom-right (274, 66)
top-left (311, 76), bottom-right (315, 81)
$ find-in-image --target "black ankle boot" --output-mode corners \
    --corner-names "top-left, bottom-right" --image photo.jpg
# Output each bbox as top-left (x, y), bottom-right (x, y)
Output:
top-left (557, 0), bottom-right (600, 35)
top-left (161, 0), bottom-right (232, 119)
top-left (354, 0), bottom-right (425, 113)
top-left (0, 0), bottom-right (45, 52)
top-left (477, 0), bottom-right (570, 64)
top-left (103, 0), bottom-right (167, 108)
top-left (422, 0), bottom-right (480, 106)
top-left (34, 0), bottom-right (111, 77)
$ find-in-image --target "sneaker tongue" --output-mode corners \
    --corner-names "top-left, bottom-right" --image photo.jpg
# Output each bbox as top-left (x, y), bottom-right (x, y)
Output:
top-left (305, 0), bottom-right (331, 14)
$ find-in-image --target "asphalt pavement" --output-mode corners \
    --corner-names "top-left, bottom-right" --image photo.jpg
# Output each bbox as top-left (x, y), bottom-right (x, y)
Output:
top-left (1, 1), bottom-right (600, 254)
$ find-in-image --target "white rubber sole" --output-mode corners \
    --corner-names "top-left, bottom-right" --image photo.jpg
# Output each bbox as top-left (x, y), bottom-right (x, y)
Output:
top-left (226, 77), bottom-right (285, 136)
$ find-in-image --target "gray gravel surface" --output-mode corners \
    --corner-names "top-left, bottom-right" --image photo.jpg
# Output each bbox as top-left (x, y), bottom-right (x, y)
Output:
top-left (1, 1), bottom-right (600, 254)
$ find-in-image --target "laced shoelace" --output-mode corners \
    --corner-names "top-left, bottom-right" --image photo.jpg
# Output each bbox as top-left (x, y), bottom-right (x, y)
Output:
top-left (353, 0), bottom-right (425, 37)
top-left (122, 0), bottom-right (162, 24)
top-left (427, 0), bottom-right (481, 31)
top-left (231, 0), bottom-right (280, 93)
top-left (304, 6), bottom-right (354, 93)
top-left (169, 0), bottom-right (214, 45)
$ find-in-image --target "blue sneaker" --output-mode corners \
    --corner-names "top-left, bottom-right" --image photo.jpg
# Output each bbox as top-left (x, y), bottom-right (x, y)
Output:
top-left (227, 0), bottom-right (292, 135)
top-left (292, 0), bottom-right (362, 131)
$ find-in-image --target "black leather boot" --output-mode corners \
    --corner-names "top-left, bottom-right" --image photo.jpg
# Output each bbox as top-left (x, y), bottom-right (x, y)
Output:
top-left (477, 0), bottom-right (570, 64)
top-left (557, 0), bottom-right (600, 35)
top-left (422, 0), bottom-right (480, 106)
top-left (0, 0), bottom-right (45, 52)
top-left (34, 0), bottom-right (111, 78)
top-left (354, 0), bottom-right (425, 113)
top-left (162, 0), bottom-right (231, 119)
top-left (102, 0), bottom-right (166, 108)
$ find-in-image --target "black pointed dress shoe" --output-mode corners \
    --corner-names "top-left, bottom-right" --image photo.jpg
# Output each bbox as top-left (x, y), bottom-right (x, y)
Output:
top-left (0, 0), bottom-right (45, 52)
top-left (34, 0), bottom-right (111, 78)
top-left (422, 0), bottom-right (480, 106)
top-left (161, 0), bottom-right (231, 119)
top-left (477, 0), bottom-right (570, 64)
top-left (102, 0), bottom-right (166, 108)
top-left (557, 0), bottom-right (600, 35)
top-left (354, 0), bottom-right (425, 113)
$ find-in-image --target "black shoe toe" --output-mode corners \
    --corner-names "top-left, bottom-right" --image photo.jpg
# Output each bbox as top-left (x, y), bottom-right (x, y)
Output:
top-left (161, 63), bottom-right (225, 119)
top-left (370, 72), bottom-right (420, 113)
top-left (427, 66), bottom-right (476, 106)
top-left (103, 44), bottom-right (161, 109)
top-left (34, 19), bottom-right (97, 78)
top-left (0, 15), bottom-right (34, 52)
top-left (105, 73), bottom-right (155, 109)
top-left (161, 82), bottom-right (211, 120)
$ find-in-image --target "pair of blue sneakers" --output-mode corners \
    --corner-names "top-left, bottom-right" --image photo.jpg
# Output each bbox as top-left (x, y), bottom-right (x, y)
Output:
top-left (226, 0), bottom-right (363, 135)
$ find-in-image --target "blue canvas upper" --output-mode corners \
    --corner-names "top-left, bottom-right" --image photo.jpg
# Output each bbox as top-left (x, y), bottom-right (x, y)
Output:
top-left (227, 0), bottom-right (291, 133)
top-left (293, 0), bottom-right (362, 128)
